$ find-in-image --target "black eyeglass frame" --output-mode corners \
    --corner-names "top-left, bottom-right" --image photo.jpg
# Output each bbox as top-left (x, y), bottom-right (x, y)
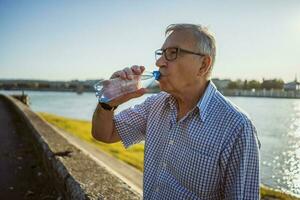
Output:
top-left (155, 47), bottom-right (206, 61)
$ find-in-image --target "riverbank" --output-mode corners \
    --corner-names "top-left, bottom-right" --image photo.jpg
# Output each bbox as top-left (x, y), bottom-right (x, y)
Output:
top-left (221, 89), bottom-right (300, 99)
top-left (38, 112), bottom-right (300, 199)
top-left (1, 94), bottom-right (141, 199)
top-left (38, 112), bottom-right (145, 171)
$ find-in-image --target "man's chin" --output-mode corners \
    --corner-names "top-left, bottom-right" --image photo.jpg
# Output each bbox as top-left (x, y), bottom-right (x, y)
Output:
top-left (158, 75), bottom-right (167, 82)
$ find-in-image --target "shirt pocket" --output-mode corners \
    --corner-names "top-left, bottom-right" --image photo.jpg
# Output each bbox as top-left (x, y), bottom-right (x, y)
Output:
top-left (171, 143), bottom-right (220, 197)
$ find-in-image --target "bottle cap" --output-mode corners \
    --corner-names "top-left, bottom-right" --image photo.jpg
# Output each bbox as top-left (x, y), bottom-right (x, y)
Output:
top-left (152, 71), bottom-right (161, 80)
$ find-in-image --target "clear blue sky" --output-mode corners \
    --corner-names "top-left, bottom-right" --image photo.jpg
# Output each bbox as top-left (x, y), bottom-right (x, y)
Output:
top-left (0, 0), bottom-right (299, 82)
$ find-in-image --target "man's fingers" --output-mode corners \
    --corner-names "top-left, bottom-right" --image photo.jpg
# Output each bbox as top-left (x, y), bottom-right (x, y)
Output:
top-left (140, 66), bottom-right (145, 73)
top-left (131, 65), bottom-right (141, 74)
top-left (111, 70), bottom-right (126, 79)
top-left (124, 67), bottom-right (134, 80)
top-left (111, 65), bottom-right (145, 80)
top-left (131, 65), bottom-right (145, 75)
top-left (106, 66), bottom-right (147, 106)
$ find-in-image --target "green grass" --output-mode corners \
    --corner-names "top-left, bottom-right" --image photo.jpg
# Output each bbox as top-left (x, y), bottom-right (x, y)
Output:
top-left (38, 112), bottom-right (144, 171)
top-left (38, 112), bottom-right (300, 200)
top-left (261, 185), bottom-right (300, 200)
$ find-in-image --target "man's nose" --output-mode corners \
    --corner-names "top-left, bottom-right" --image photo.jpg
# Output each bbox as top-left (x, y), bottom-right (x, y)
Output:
top-left (155, 55), bottom-right (167, 68)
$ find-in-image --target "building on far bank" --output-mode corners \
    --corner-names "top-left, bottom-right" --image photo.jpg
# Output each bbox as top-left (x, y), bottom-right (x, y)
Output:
top-left (284, 77), bottom-right (300, 91)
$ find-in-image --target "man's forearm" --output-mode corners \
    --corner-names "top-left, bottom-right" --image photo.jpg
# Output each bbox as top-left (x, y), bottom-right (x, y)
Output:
top-left (91, 103), bottom-right (120, 143)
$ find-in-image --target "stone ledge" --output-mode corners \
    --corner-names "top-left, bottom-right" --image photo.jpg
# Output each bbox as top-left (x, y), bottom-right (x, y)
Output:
top-left (0, 94), bottom-right (141, 200)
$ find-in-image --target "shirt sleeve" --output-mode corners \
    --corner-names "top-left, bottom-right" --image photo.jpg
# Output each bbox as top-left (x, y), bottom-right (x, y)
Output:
top-left (113, 94), bottom-right (156, 148)
top-left (220, 120), bottom-right (260, 199)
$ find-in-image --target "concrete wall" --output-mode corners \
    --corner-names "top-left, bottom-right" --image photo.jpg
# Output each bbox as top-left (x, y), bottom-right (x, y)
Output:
top-left (0, 94), bottom-right (141, 200)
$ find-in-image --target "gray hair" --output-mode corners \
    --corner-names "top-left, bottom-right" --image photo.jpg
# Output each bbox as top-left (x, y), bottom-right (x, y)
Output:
top-left (165, 23), bottom-right (216, 68)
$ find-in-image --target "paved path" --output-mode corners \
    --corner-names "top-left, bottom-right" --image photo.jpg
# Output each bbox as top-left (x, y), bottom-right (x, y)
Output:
top-left (0, 98), bottom-right (60, 199)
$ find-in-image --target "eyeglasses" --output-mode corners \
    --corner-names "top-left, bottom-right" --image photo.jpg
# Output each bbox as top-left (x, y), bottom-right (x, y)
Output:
top-left (155, 47), bottom-right (205, 61)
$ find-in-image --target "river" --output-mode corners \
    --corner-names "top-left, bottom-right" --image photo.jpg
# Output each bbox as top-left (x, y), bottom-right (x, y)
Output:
top-left (1, 90), bottom-right (300, 195)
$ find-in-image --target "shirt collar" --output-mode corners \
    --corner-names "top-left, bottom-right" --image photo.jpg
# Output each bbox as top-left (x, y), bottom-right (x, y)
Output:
top-left (164, 81), bottom-right (217, 122)
top-left (196, 81), bottom-right (217, 122)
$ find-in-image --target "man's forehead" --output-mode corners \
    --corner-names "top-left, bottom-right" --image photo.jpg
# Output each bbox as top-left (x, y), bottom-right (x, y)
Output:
top-left (162, 30), bottom-right (196, 49)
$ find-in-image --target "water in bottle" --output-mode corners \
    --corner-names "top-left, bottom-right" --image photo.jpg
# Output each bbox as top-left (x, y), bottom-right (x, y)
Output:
top-left (94, 71), bottom-right (160, 103)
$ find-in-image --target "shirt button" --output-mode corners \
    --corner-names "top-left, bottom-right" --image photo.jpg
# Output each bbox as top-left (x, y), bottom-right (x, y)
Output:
top-left (169, 140), bottom-right (174, 145)
top-left (162, 162), bottom-right (167, 168)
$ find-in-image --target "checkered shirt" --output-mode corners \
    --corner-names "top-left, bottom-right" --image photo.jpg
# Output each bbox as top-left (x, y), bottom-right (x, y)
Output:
top-left (114, 81), bottom-right (260, 200)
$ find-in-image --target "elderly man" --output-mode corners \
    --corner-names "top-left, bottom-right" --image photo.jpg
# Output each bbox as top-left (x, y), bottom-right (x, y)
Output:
top-left (92, 24), bottom-right (260, 199)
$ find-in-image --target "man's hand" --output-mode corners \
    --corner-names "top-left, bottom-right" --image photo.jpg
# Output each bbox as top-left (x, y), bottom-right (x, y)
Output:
top-left (107, 65), bottom-right (147, 107)
top-left (92, 65), bottom-right (147, 143)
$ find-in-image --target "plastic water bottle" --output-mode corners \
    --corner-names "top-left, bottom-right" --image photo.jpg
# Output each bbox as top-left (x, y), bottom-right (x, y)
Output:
top-left (94, 71), bottom-right (160, 103)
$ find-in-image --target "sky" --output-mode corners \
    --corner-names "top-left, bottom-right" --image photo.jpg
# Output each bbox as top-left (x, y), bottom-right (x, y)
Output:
top-left (0, 0), bottom-right (299, 82)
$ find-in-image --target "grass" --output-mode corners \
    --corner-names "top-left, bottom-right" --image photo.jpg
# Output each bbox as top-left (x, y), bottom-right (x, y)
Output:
top-left (37, 112), bottom-right (144, 171)
top-left (261, 185), bottom-right (300, 200)
top-left (38, 112), bottom-right (300, 200)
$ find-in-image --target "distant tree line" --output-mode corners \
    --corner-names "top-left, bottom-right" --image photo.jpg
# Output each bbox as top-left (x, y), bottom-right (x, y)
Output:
top-left (0, 79), bottom-right (99, 92)
top-left (227, 79), bottom-right (284, 90)
top-left (0, 78), bottom-right (288, 92)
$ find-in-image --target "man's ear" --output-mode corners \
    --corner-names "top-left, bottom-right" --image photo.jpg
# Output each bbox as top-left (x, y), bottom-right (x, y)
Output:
top-left (198, 56), bottom-right (212, 76)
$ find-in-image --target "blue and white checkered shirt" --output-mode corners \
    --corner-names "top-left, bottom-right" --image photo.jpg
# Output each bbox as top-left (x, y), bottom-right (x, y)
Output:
top-left (114, 81), bottom-right (260, 200)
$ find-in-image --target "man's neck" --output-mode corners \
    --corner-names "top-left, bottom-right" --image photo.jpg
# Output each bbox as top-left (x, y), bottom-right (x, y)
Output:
top-left (174, 80), bottom-right (209, 121)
